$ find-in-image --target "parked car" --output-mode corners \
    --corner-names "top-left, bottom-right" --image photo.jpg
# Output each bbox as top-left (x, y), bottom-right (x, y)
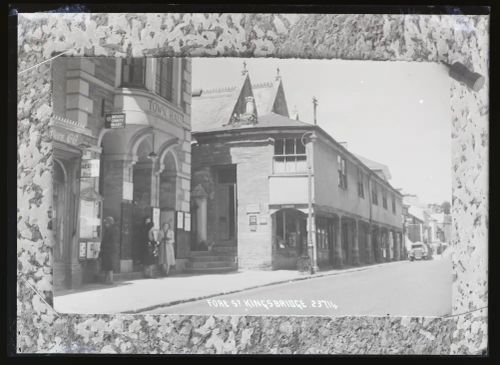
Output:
top-left (408, 243), bottom-right (429, 261)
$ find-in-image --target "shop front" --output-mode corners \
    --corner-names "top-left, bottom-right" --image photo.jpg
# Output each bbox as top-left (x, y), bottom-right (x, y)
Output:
top-left (271, 208), bottom-right (308, 269)
top-left (51, 115), bottom-right (103, 291)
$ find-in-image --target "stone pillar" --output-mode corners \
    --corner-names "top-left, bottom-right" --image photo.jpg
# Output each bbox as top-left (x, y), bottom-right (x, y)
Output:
top-left (351, 219), bottom-right (360, 266)
top-left (366, 224), bottom-right (373, 264)
top-left (393, 231), bottom-right (400, 261)
top-left (377, 228), bottom-right (384, 263)
top-left (334, 215), bottom-right (343, 268)
top-left (191, 184), bottom-right (208, 247)
top-left (388, 230), bottom-right (394, 260)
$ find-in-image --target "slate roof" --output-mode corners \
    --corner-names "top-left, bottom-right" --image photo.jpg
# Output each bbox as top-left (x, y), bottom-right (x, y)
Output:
top-left (191, 76), bottom-right (288, 133)
top-left (354, 153), bottom-right (392, 181)
top-left (253, 81), bottom-right (279, 116)
top-left (257, 112), bottom-right (312, 128)
top-left (191, 74), bottom-right (248, 133)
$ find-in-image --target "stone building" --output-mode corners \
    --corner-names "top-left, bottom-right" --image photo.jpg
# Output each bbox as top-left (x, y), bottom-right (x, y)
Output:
top-left (190, 68), bottom-right (404, 272)
top-left (51, 57), bottom-right (192, 290)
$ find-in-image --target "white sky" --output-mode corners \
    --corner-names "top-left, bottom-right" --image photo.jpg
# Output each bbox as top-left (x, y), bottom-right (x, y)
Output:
top-left (192, 57), bottom-right (452, 205)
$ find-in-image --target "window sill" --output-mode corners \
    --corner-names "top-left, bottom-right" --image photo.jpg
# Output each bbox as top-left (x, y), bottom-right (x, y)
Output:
top-left (271, 172), bottom-right (309, 177)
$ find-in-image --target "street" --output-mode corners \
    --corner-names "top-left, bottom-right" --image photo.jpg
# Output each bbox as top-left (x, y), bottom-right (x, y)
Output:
top-left (144, 257), bottom-right (452, 317)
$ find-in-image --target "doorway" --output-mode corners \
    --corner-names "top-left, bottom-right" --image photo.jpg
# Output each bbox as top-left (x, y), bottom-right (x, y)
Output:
top-left (214, 165), bottom-right (237, 246)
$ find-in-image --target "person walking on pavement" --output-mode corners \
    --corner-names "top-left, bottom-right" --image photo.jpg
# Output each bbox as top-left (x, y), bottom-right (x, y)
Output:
top-left (100, 216), bottom-right (117, 285)
top-left (158, 222), bottom-right (176, 276)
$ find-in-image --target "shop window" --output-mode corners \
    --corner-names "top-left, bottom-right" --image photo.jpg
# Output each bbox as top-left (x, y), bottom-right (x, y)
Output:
top-left (273, 137), bottom-right (307, 173)
top-left (155, 58), bottom-right (174, 102)
top-left (121, 58), bottom-right (146, 88)
top-left (357, 167), bottom-right (365, 198)
top-left (382, 190), bottom-right (388, 209)
top-left (338, 155), bottom-right (348, 190)
top-left (275, 210), bottom-right (305, 253)
top-left (79, 199), bottom-right (102, 240)
top-left (372, 184), bottom-right (378, 205)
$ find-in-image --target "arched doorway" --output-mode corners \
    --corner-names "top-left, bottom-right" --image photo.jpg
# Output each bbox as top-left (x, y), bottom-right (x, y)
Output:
top-left (131, 134), bottom-right (155, 267)
top-left (272, 208), bottom-right (307, 269)
top-left (52, 159), bottom-right (68, 288)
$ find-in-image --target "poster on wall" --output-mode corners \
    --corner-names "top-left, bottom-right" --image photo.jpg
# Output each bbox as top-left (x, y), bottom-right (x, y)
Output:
top-left (81, 159), bottom-right (100, 178)
top-left (86, 241), bottom-right (101, 259)
top-left (79, 241), bottom-right (87, 260)
top-left (123, 181), bottom-right (133, 200)
top-left (177, 211), bottom-right (184, 230)
top-left (184, 212), bottom-right (191, 232)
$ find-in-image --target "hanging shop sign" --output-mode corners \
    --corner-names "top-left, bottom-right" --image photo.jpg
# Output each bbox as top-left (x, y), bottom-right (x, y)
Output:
top-left (104, 113), bottom-right (126, 129)
top-left (81, 159), bottom-right (100, 178)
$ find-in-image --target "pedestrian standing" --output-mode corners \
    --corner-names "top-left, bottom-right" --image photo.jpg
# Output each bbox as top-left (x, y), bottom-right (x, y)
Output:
top-left (158, 222), bottom-right (176, 276)
top-left (100, 216), bottom-right (117, 285)
top-left (144, 219), bottom-right (160, 278)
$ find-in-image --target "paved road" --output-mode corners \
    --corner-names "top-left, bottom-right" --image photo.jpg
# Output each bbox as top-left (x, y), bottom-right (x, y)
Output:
top-left (145, 258), bottom-right (452, 317)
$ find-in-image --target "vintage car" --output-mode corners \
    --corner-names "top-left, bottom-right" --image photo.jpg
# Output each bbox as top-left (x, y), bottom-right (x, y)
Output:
top-left (408, 243), bottom-right (429, 261)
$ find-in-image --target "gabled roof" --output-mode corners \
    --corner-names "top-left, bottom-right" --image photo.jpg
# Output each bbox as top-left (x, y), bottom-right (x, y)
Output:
top-left (192, 74), bottom-right (289, 133)
top-left (252, 78), bottom-right (289, 118)
top-left (253, 81), bottom-right (277, 116)
top-left (191, 74), bottom-right (250, 133)
top-left (354, 153), bottom-right (392, 180)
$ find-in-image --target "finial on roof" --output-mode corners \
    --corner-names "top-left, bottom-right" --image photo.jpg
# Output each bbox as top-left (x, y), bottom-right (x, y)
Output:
top-left (276, 67), bottom-right (281, 80)
top-left (242, 61), bottom-right (248, 76)
top-left (292, 105), bottom-right (299, 120)
top-left (312, 96), bottom-right (318, 126)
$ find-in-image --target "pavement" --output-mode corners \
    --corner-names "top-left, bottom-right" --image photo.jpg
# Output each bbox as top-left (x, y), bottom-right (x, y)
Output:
top-left (53, 260), bottom-right (412, 314)
top-left (146, 256), bottom-right (452, 317)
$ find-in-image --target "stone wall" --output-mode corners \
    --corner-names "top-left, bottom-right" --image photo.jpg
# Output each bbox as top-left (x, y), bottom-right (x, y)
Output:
top-left (16, 13), bottom-right (488, 354)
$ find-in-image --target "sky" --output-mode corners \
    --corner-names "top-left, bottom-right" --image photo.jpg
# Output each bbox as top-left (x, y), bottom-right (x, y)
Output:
top-left (192, 57), bottom-right (452, 206)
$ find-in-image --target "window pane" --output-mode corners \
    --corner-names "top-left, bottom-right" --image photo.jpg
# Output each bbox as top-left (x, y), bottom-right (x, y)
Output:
top-left (274, 139), bottom-right (284, 155)
top-left (274, 156), bottom-right (285, 173)
top-left (296, 138), bottom-right (305, 154)
top-left (296, 156), bottom-right (307, 172)
top-left (285, 156), bottom-right (295, 172)
top-left (285, 139), bottom-right (295, 155)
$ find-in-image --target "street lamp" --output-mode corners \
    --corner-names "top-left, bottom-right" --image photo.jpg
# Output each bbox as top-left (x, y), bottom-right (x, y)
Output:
top-left (301, 130), bottom-right (318, 274)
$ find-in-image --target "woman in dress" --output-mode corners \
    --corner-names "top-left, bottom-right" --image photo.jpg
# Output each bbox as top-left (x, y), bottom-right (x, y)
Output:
top-left (143, 218), bottom-right (158, 278)
top-left (159, 222), bottom-right (176, 276)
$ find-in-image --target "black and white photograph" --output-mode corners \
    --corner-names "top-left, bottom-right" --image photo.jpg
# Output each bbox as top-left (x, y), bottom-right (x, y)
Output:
top-left (52, 56), bottom-right (454, 316)
top-left (13, 9), bottom-right (489, 355)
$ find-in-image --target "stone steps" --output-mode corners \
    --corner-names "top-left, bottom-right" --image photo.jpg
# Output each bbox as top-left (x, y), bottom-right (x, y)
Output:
top-left (186, 260), bottom-right (238, 269)
top-left (190, 250), bottom-right (236, 257)
top-left (95, 271), bottom-right (144, 283)
top-left (190, 255), bottom-right (237, 263)
top-left (183, 266), bottom-right (238, 274)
